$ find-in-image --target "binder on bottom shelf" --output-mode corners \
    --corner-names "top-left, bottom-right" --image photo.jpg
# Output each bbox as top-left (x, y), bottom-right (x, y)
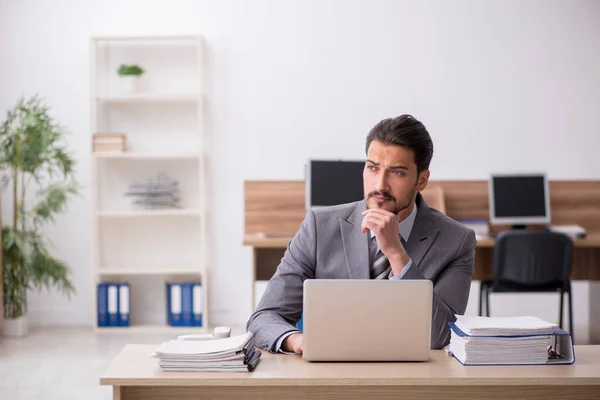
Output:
top-left (448, 323), bottom-right (575, 366)
top-left (167, 283), bottom-right (184, 327)
top-left (107, 284), bottom-right (119, 327)
top-left (118, 283), bottom-right (130, 327)
top-left (97, 283), bottom-right (108, 327)
top-left (167, 282), bottom-right (202, 327)
top-left (97, 282), bottom-right (130, 328)
top-left (192, 284), bottom-right (203, 327)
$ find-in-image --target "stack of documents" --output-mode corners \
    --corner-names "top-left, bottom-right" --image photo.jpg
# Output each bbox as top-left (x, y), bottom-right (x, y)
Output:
top-left (154, 332), bottom-right (261, 372)
top-left (449, 316), bottom-right (558, 365)
top-left (548, 224), bottom-right (587, 238)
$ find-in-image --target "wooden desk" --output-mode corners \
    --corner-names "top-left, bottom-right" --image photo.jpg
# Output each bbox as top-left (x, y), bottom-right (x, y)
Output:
top-left (101, 344), bottom-right (600, 399)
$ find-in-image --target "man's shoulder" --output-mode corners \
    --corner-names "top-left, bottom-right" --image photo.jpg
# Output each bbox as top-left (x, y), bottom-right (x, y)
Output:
top-left (428, 207), bottom-right (474, 238)
top-left (311, 201), bottom-right (363, 221)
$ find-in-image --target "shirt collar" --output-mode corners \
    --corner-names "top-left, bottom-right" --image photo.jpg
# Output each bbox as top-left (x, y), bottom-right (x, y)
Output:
top-left (369, 202), bottom-right (418, 242)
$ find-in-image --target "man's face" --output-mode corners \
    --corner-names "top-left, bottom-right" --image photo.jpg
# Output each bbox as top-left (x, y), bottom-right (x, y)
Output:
top-left (363, 140), bottom-right (430, 217)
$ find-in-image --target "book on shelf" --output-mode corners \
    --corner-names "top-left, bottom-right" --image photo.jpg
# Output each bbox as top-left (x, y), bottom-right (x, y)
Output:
top-left (93, 133), bottom-right (126, 152)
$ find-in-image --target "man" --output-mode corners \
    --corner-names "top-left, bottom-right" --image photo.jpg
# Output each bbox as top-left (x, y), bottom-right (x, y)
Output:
top-left (246, 115), bottom-right (476, 354)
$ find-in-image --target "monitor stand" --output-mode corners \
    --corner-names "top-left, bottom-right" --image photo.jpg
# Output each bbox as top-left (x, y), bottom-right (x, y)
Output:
top-left (511, 224), bottom-right (527, 230)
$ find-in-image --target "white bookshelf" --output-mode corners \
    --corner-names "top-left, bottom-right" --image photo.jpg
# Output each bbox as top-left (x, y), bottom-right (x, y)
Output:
top-left (90, 36), bottom-right (208, 332)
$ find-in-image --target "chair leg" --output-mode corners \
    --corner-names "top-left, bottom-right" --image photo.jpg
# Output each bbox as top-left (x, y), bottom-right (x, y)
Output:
top-left (478, 284), bottom-right (483, 316)
top-left (568, 289), bottom-right (574, 339)
top-left (485, 286), bottom-right (490, 317)
top-left (559, 290), bottom-right (564, 330)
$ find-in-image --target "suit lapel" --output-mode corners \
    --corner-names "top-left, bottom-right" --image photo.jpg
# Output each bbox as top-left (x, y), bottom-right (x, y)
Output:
top-left (340, 201), bottom-right (370, 279)
top-left (404, 193), bottom-right (440, 269)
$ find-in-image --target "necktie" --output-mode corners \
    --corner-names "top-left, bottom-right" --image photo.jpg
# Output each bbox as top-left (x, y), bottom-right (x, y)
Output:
top-left (370, 236), bottom-right (405, 280)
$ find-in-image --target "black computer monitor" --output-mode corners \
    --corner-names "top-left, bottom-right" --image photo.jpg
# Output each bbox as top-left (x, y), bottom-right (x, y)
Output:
top-left (306, 160), bottom-right (365, 209)
top-left (489, 173), bottom-right (551, 228)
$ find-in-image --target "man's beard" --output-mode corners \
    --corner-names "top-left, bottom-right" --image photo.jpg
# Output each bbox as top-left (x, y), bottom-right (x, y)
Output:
top-left (366, 184), bottom-right (418, 214)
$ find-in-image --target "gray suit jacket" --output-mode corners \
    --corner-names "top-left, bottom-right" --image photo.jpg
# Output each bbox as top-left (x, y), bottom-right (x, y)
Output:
top-left (246, 193), bottom-right (476, 351)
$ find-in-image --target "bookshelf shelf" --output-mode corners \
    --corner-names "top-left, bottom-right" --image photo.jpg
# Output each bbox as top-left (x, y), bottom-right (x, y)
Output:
top-left (96, 93), bottom-right (199, 103)
top-left (95, 324), bottom-right (209, 333)
top-left (96, 268), bottom-right (202, 276)
top-left (91, 35), bottom-right (208, 331)
top-left (93, 152), bottom-right (200, 160)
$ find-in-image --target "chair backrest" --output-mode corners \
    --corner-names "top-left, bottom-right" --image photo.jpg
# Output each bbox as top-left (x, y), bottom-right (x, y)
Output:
top-left (421, 185), bottom-right (446, 215)
top-left (492, 230), bottom-right (573, 285)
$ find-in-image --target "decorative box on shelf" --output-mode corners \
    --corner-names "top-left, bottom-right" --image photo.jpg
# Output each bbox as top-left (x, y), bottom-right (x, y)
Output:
top-left (93, 133), bottom-right (126, 153)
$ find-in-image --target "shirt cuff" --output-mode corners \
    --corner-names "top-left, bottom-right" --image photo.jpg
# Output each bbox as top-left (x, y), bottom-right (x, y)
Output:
top-left (389, 258), bottom-right (413, 280)
top-left (274, 330), bottom-right (301, 354)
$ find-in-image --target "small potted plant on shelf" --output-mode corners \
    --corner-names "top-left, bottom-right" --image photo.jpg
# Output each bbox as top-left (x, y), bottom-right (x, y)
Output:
top-left (0, 95), bottom-right (79, 337)
top-left (117, 64), bottom-right (145, 95)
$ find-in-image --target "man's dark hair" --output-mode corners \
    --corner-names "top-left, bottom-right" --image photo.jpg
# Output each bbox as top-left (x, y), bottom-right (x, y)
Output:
top-left (365, 114), bottom-right (434, 175)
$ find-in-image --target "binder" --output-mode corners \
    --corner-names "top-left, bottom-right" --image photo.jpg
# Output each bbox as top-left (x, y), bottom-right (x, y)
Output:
top-left (107, 284), bottom-right (119, 327)
top-left (192, 283), bottom-right (203, 327)
top-left (167, 283), bottom-right (183, 326)
top-left (448, 322), bottom-right (575, 365)
top-left (182, 283), bottom-right (193, 327)
top-left (97, 283), bottom-right (108, 327)
top-left (118, 283), bottom-right (130, 327)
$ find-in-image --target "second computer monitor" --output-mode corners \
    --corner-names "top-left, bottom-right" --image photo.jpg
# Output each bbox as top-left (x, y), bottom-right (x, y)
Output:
top-left (306, 160), bottom-right (365, 209)
top-left (489, 173), bottom-right (550, 227)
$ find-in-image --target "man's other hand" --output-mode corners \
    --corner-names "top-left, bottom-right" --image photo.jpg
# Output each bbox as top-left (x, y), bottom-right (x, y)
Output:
top-left (282, 332), bottom-right (304, 355)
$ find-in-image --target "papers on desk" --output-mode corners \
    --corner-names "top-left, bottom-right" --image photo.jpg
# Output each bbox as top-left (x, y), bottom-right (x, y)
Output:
top-left (448, 316), bottom-right (575, 366)
top-left (548, 224), bottom-right (587, 239)
top-left (454, 315), bottom-right (555, 336)
top-left (154, 332), bottom-right (261, 372)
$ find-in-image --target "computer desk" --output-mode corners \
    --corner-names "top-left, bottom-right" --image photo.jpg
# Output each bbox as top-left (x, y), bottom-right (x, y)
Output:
top-left (243, 179), bottom-right (600, 343)
top-left (244, 232), bottom-right (600, 292)
top-left (101, 344), bottom-right (600, 399)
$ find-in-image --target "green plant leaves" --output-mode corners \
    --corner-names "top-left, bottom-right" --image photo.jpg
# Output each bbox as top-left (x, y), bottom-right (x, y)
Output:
top-left (0, 95), bottom-right (79, 319)
top-left (117, 64), bottom-right (145, 76)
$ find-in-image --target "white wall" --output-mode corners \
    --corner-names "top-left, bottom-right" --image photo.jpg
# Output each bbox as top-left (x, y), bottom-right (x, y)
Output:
top-left (1, 0), bottom-right (599, 341)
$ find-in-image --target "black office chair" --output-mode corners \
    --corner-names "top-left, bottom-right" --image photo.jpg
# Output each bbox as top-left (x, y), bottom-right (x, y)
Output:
top-left (479, 230), bottom-right (573, 336)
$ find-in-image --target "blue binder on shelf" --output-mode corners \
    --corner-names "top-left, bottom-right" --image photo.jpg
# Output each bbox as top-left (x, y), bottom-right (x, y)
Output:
top-left (107, 283), bottom-right (119, 327)
top-left (118, 283), bottom-right (130, 327)
top-left (97, 283), bottom-right (108, 327)
top-left (448, 322), bottom-right (575, 365)
top-left (167, 283), bottom-right (184, 326)
top-left (182, 283), bottom-right (193, 327)
top-left (192, 283), bottom-right (203, 327)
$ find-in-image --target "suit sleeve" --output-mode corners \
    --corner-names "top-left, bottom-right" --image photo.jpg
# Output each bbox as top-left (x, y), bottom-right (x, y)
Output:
top-left (401, 228), bottom-right (476, 348)
top-left (246, 210), bottom-right (317, 352)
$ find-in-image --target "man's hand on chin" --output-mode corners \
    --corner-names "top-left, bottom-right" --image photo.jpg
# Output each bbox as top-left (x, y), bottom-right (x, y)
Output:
top-left (282, 332), bottom-right (304, 355)
top-left (361, 208), bottom-right (411, 275)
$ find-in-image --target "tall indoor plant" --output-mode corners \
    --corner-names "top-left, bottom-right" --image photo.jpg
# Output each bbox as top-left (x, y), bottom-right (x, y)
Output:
top-left (0, 95), bottom-right (78, 337)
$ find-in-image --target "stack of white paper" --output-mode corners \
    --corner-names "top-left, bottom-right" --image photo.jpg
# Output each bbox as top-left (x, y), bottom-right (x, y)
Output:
top-left (449, 316), bottom-right (557, 365)
top-left (154, 332), bottom-right (261, 372)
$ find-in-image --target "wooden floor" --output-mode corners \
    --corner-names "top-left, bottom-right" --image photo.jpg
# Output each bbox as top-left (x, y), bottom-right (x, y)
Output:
top-left (0, 327), bottom-right (189, 399)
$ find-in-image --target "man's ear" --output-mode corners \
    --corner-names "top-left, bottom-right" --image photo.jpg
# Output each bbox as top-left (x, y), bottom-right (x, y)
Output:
top-left (418, 170), bottom-right (430, 192)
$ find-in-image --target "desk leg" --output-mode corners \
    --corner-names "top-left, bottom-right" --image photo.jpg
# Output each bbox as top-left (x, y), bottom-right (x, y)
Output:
top-left (113, 386), bottom-right (122, 400)
top-left (252, 248), bottom-right (257, 310)
top-left (591, 282), bottom-right (600, 344)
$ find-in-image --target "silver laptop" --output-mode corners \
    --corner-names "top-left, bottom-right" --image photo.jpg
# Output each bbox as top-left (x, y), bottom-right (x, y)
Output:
top-left (302, 279), bottom-right (433, 362)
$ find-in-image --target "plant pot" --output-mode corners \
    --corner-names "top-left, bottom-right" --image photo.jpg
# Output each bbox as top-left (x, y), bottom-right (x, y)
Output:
top-left (119, 76), bottom-right (139, 95)
top-left (2, 315), bottom-right (28, 337)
